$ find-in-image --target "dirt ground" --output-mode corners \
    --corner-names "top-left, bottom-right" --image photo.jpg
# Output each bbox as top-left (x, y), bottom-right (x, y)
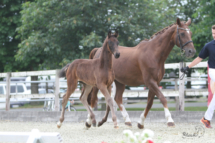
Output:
top-left (0, 121), bottom-right (215, 143)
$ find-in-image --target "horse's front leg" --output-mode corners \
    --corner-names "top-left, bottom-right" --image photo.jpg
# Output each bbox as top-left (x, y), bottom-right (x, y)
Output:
top-left (98, 85), bottom-right (111, 127)
top-left (147, 80), bottom-right (175, 127)
top-left (138, 89), bottom-right (155, 129)
top-left (99, 85), bottom-right (118, 128)
top-left (80, 85), bottom-right (96, 128)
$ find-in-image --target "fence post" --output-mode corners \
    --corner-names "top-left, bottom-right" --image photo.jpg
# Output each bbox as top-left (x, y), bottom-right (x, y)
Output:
top-left (177, 62), bottom-right (185, 111)
top-left (55, 70), bottom-right (60, 111)
top-left (6, 73), bottom-right (11, 111)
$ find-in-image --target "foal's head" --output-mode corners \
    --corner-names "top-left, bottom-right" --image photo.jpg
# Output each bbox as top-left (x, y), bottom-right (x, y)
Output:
top-left (174, 18), bottom-right (196, 58)
top-left (107, 30), bottom-right (120, 58)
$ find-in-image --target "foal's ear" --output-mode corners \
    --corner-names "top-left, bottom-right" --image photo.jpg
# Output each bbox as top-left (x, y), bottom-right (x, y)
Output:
top-left (108, 30), bottom-right (112, 38)
top-left (114, 30), bottom-right (119, 38)
top-left (176, 18), bottom-right (181, 26)
top-left (186, 19), bottom-right (191, 26)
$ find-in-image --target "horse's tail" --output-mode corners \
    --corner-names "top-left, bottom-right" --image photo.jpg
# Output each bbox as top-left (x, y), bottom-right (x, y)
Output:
top-left (58, 63), bottom-right (70, 78)
top-left (89, 48), bottom-right (99, 59)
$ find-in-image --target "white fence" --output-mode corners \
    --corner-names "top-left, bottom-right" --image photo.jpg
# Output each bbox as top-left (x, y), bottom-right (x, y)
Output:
top-left (0, 62), bottom-right (208, 111)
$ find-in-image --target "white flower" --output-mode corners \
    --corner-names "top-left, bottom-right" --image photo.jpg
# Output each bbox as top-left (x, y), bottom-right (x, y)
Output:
top-left (134, 132), bottom-right (141, 140)
top-left (129, 134), bottom-right (137, 143)
top-left (123, 129), bottom-right (133, 138)
top-left (142, 138), bottom-right (153, 143)
top-left (141, 129), bottom-right (154, 138)
top-left (163, 141), bottom-right (171, 143)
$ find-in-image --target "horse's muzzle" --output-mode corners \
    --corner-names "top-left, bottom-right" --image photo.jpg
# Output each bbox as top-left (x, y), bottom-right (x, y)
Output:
top-left (185, 48), bottom-right (196, 58)
top-left (114, 52), bottom-right (120, 58)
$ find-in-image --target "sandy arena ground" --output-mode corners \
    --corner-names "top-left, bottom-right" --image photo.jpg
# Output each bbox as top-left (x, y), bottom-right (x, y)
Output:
top-left (0, 121), bottom-right (215, 143)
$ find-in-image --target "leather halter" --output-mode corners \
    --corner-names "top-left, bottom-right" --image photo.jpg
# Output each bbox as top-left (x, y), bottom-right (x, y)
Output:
top-left (176, 26), bottom-right (193, 80)
top-left (176, 26), bottom-right (193, 51)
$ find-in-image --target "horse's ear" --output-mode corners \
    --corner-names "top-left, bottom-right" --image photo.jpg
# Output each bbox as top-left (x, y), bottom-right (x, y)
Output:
top-left (177, 18), bottom-right (181, 26)
top-left (186, 19), bottom-right (191, 26)
top-left (115, 30), bottom-right (119, 37)
top-left (108, 30), bottom-right (111, 38)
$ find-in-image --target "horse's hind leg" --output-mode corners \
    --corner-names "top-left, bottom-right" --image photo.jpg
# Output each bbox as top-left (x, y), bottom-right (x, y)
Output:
top-left (99, 85), bottom-right (118, 128)
top-left (138, 89), bottom-right (155, 129)
top-left (80, 84), bottom-right (96, 128)
top-left (114, 80), bottom-right (132, 127)
top-left (87, 87), bottom-right (99, 108)
top-left (57, 80), bottom-right (77, 128)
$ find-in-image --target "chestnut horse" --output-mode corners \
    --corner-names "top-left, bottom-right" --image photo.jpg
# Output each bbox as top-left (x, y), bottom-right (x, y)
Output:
top-left (87, 18), bottom-right (196, 129)
top-left (57, 31), bottom-right (120, 128)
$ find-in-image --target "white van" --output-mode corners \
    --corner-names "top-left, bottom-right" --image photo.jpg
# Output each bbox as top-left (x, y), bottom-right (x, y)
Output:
top-left (0, 83), bottom-right (31, 95)
top-left (0, 83), bottom-right (31, 108)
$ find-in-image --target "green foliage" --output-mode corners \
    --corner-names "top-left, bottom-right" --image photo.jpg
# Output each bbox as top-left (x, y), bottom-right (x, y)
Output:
top-left (0, 0), bottom-right (29, 72)
top-left (192, 0), bottom-right (215, 56)
top-left (16, 0), bottom-right (177, 70)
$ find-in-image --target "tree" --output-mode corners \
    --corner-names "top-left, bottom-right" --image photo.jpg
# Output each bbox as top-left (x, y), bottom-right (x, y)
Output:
top-left (16, 0), bottom-right (177, 70)
top-left (0, 0), bottom-right (32, 72)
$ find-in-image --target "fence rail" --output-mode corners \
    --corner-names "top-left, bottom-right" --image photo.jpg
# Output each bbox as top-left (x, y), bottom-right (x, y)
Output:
top-left (0, 62), bottom-right (208, 111)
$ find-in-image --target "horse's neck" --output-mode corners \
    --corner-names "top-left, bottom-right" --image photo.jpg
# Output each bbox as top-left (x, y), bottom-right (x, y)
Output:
top-left (153, 25), bottom-right (176, 63)
top-left (99, 43), bottom-right (112, 69)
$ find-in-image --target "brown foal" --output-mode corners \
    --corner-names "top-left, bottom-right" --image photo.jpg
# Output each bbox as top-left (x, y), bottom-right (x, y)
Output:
top-left (87, 18), bottom-right (196, 129)
top-left (57, 31), bottom-right (120, 128)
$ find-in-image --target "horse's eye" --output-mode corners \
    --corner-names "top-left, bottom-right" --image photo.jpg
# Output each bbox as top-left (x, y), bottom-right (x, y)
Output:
top-left (181, 33), bottom-right (185, 36)
top-left (108, 41), bottom-right (113, 46)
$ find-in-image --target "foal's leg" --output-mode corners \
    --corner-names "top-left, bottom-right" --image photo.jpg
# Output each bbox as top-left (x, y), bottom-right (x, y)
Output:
top-left (138, 89), bottom-right (155, 129)
top-left (98, 86), bottom-right (111, 127)
top-left (114, 80), bottom-right (132, 127)
top-left (145, 80), bottom-right (175, 128)
top-left (80, 85), bottom-right (96, 128)
top-left (99, 85), bottom-right (118, 128)
top-left (57, 80), bottom-right (77, 128)
top-left (89, 87), bottom-right (99, 108)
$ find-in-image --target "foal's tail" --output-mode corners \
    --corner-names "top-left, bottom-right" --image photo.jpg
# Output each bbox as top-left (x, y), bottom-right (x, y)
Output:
top-left (58, 63), bottom-right (70, 78)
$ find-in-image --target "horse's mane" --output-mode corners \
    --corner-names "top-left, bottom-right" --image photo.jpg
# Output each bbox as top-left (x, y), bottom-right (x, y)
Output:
top-left (149, 23), bottom-right (176, 40)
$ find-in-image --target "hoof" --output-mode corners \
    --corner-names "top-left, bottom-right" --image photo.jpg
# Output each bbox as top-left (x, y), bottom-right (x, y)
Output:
top-left (85, 122), bottom-right (91, 128)
top-left (57, 121), bottom-right (62, 129)
top-left (167, 122), bottom-right (175, 127)
top-left (92, 120), bottom-right (96, 127)
top-left (125, 122), bottom-right (132, 127)
top-left (57, 124), bottom-right (61, 129)
top-left (114, 125), bottom-right (119, 129)
top-left (137, 123), bottom-right (144, 129)
top-left (98, 121), bottom-right (103, 127)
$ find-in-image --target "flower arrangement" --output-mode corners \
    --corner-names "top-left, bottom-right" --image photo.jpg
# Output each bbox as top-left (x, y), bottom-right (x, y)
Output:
top-left (114, 129), bottom-right (171, 143)
top-left (121, 129), bottom-right (154, 143)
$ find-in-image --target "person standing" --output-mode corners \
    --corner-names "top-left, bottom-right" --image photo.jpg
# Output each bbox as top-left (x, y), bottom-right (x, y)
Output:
top-left (181, 25), bottom-right (215, 128)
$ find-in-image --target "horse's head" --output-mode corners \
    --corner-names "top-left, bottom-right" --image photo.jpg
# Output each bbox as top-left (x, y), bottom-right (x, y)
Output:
top-left (107, 30), bottom-right (120, 58)
top-left (174, 18), bottom-right (196, 58)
